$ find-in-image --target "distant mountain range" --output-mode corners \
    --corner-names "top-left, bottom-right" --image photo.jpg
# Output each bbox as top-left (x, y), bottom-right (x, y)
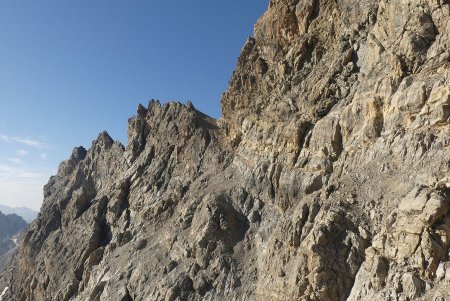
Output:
top-left (0, 211), bottom-right (27, 260)
top-left (0, 211), bottom-right (27, 239)
top-left (0, 205), bottom-right (36, 266)
top-left (0, 205), bottom-right (38, 223)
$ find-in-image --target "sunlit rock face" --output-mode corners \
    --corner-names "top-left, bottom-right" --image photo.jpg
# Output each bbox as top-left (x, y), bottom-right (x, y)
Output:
top-left (1, 1), bottom-right (450, 300)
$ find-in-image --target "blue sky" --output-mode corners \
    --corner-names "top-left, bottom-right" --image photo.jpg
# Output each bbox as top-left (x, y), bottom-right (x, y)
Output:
top-left (0, 1), bottom-right (268, 211)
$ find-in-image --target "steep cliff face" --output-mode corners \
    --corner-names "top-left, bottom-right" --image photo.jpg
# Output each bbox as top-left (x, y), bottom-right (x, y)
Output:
top-left (1, 1), bottom-right (449, 300)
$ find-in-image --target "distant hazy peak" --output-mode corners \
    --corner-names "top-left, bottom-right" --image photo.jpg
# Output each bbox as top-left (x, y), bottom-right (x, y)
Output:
top-left (0, 204), bottom-right (38, 223)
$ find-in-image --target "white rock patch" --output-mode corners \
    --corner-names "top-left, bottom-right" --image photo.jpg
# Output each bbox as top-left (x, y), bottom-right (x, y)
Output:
top-left (0, 287), bottom-right (9, 301)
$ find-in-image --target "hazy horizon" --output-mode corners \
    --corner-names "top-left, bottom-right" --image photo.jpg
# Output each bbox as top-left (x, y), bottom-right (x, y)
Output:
top-left (0, 1), bottom-right (268, 211)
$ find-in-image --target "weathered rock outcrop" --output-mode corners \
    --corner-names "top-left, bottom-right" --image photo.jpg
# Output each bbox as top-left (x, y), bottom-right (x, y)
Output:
top-left (1, 0), bottom-right (450, 300)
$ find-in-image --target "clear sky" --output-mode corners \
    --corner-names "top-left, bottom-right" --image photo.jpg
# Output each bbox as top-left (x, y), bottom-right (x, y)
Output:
top-left (0, 1), bottom-right (268, 211)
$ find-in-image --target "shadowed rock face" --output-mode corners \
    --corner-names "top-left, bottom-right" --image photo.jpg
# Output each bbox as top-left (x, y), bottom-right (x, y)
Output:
top-left (1, 1), bottom-right (450, 300)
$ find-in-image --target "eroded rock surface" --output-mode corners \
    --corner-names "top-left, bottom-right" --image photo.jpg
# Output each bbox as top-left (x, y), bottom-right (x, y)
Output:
top-left (1, 0), bottom-right (450, 300)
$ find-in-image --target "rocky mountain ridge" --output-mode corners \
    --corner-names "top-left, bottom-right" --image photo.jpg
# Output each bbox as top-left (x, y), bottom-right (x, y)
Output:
top-left (1, 0), bottom-right (449, 300)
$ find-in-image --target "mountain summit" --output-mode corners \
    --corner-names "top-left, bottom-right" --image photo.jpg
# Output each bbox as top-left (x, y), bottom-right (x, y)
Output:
top-left (1, 1), bottom-right (449, 300)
